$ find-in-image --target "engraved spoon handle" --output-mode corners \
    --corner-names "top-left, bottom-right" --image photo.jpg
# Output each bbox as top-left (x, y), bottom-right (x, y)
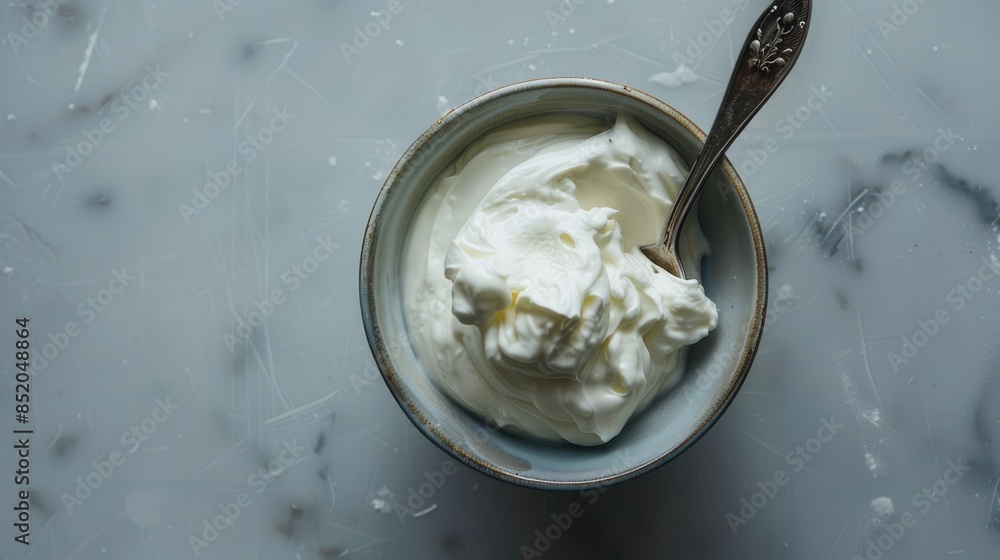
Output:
top-left (652, 0), bottom-right (811, 274)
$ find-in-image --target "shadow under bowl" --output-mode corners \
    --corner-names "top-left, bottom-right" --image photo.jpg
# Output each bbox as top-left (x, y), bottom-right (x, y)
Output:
top-left (360, 77), bottom-right (767, 491)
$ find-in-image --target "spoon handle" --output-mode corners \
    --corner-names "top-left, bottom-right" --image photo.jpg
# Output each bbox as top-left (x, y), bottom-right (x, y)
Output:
top-left (662, 0), bottom-right (811, 250)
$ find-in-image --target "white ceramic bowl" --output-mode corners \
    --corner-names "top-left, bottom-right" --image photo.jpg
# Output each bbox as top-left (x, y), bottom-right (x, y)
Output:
top-left (360, 77), bottom-right (767, 490)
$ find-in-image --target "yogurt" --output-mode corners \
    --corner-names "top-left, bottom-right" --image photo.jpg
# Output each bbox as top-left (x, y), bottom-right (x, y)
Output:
top-left (403, 113), bottom-right (718, 446)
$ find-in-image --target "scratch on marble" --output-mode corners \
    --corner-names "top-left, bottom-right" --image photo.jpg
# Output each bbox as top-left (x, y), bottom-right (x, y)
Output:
top-left (912, 85), bottom-right (949, 120)
top-left (366, 433), bottom-right (392, 449)
top-left (817, 103), bottom-right (841, 137)
top-left (723, 16), bottom-right (735, 70)
top-left (821, 188), bottom-right (869, 246)
top-left (988, 477), bottom-right (1000, 532)
top-left (264, 389), bottom-right (340, 426)
top-left (840, 0), bottom-right (902, 74)
top-left (362, 458), bottom-right (382, 510)
top-left (343, 425), bottom-right (384, 441)
top-left (247, 340), bottom-right (309, 437)
top-left (937, 253), bottom-right (959, 292)
top-left (231, 39), bottom-right (299, 134)
top-left (196, 438), bottom-right (248, 474)
top-left (26, 505), bottom-right (60, 553)
top-left (0, 167), bottom-right (15, 187)
top-left (274, 339), bottom-right (324, 360)
top-left (856, 310), bottom-right (884, 411)
top-left (289, 292), bottom-right (312, 330)
top-left (74, 0), bottom-right (109, 94)
top-left (760, 212), bottom-right (782, 237)
top-left (917, 378), bottom-right (956, 531)
top-left (322, 519), bottom-right (388, 545)
top-left (190, 274), bottom-right (231, 301)
top-left (318, 289), bottom-right (340, 311)
top-left (909, 46), bottom-right (936, 70)
top-left (84, 410), bottom-right (102, 459)
top-left (982, 277), bottom-right (1000, 318)
top-left (474, 54), bottom-right (541, 76)
top-left (11, 169), bottom-right (50, 191)
top-left (45, 424), bottom-right (64, 450)
top-left (346, 540), bottom-right (386, 555)
top-left (322, 467), bottom-right (337, 513)
top-left (732, 426), bottom-right (784, 460)
top-left (260, 38), bottom-right (340, 119)
top-left (758, 203), bottom-right (808, 216)
top-left (915, 52), bottom-right (938, 76)
top-left (412, 503), bottom-right (437, 517)
top-left (439, 47), bottom-right (477, 59)
top-left (720, 442), bottom-right (746, 487)
top-left (65, 510), bottom-right (125, 560)
top-left (880, 446), bottom-right (913, 462)
top-left (823, 476), bottom-right (868, 560)
top-left (605, 43), bottom-right (668, 68)
top-left (11, 37), bottom-right (44, 88)
top-left (807, 53), bottom-right (851, 71)
top-left (754, 402), bottom-right (783, 423)
top-left (149, 83), bottom-right (183, 118)
top-left (183, 366), bottom-right (202, 398)
top-left (853, 43), bottom-right (905, 108)
top-left (847, 211), bottom-right (857, 262)
top-left (137, 445), bottom-right (172, 452)
top-left (525, 31), bottom-right (629, 57)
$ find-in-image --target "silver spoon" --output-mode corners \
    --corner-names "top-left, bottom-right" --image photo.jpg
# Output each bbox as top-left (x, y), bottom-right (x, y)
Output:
top-left (641, 0), bottom-right (811, 277)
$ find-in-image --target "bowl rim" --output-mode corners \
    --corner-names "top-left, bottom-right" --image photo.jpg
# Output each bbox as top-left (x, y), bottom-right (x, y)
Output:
top-left (359, 76), bottom-right (768, 490)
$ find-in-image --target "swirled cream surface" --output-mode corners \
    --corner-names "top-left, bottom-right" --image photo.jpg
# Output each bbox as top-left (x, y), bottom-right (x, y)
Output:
top-left (403, 113), bottom-right (718, 446)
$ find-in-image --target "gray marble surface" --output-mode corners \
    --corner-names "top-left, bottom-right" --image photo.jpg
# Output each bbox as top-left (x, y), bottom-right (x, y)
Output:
top-left (2, 0), bottom-right (999, 558)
